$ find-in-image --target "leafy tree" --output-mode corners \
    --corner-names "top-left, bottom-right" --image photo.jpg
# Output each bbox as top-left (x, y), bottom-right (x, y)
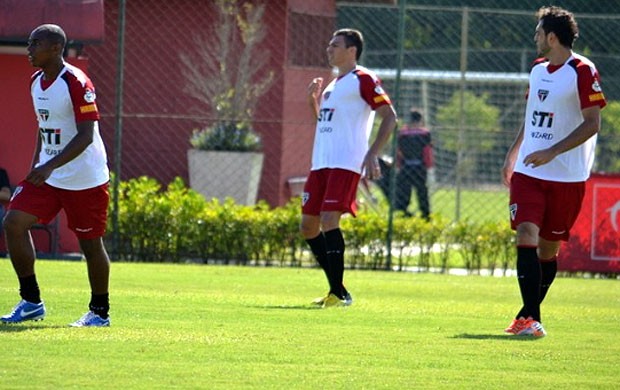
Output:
top-left (180, 0), bottom-right (274, 151)
top-left (436, 91), bottom-right (500, 150)
top-left (434, 91), bottom-right (501, 182)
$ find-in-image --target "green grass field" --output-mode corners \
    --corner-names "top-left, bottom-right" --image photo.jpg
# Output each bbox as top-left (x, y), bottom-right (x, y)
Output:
top-left (361, 185), bottom-right (509, 223)
top-left (430, 187), bottom-right (508, 223)
top-left (1, 261), bottom-right (618, 389)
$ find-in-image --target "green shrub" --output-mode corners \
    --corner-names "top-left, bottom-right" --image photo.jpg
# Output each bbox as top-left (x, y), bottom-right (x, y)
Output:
top-left (107, 176), bottom-right (516, 272)
top-left (342, 213), bottom-right (388, 269)
top-left (189, 122), bottom-right (262, 152)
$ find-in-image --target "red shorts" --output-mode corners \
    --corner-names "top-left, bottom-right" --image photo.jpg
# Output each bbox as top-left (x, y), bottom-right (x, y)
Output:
top-left (509, 172), bottom-right (585, 241)
top-left (301, 168), bottom-right (361, 216)
top-left (8, 181), bottom-right (110, 240)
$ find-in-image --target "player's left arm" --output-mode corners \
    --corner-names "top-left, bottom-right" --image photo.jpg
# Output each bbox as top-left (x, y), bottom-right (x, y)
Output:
top-left (363, 103), bottom-right (397, 180)
top-left (357, 72), bottom-right (397, 179)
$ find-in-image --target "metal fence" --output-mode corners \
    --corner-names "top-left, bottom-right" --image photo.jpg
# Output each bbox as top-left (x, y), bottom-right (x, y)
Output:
top-left (337, 2), bottom-right (620, 222)
top-left (81, 1), bottom-right (620, 251)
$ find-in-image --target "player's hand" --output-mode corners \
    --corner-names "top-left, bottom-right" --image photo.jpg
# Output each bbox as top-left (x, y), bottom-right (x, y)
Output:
top-left (362, 154), bottom-right (382, 180)
top-left (307, 77), bottom-right (323, 103)
top-left (501, 159), bottom-right (514, 187)
top-left (26, 165), bottom-right (53, 187)
top-left (523, 148), bottom-right (557, 169)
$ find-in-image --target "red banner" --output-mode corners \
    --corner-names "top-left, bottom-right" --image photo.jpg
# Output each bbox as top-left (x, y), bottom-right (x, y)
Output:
top-left (560, 173), bottom-right (620, 273)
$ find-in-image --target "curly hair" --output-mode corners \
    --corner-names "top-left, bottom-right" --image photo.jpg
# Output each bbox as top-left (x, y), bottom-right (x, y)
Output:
top-left (536, 6), bottom-right (579, 48)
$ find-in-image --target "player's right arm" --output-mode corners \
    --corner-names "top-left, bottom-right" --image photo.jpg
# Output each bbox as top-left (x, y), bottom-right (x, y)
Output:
top-left (27, 120), bottom-right (95, 186)
top-left (502, 121), bottom-right (524, 187)
top-left (307, 77), bottom-right (323, 121)
top-left (30, 130), bottom-right (42, 170)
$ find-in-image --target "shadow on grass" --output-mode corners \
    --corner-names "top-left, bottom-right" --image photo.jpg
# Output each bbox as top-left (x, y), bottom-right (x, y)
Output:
top-left (452, 333), bottom-right (543, 341)
top-left (0, 323), bottom-right (68, 332)
top-left (248, 304), bottom-right (323, 311)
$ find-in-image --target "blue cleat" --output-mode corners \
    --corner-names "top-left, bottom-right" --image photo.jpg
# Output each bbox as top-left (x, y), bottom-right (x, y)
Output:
top-left (69, 311), bottom-right (110, 327)
top-left (343, 291), bottom-right (353, 306)
top-left (1, 300), bottom-right (46, 323)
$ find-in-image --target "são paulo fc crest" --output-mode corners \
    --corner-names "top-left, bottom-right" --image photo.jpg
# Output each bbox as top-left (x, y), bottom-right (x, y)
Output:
top-left (37, 108), bottom-right (49, 121)
top-left (537, 89), bottom-right (549, 102)
top-left (509, 203), bottom-right (517, 221)
top-left (302, 192), bottom-right (309, 206)
top-left (84, 89), bottom-right (96, 103)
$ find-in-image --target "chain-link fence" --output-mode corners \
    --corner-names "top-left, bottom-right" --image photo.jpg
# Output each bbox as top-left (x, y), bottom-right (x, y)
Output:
top-left (338, 2), bottom-right (620, 222)
top-left (80, 1), bottom-right (620, 255)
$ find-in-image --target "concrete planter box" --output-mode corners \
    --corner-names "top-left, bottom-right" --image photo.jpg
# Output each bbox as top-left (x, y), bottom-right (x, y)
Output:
top-left (188, 149), bottom-right (264, 205)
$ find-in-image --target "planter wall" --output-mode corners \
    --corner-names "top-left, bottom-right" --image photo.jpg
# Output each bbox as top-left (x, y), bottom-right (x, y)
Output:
top-left (188, 149), bottom-right (264, 205)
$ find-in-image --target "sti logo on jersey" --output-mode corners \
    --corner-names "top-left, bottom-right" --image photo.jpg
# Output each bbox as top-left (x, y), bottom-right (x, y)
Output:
top-left (318, 108), bottom-right (335, 122)
top-left (40, 128), bottom-right (61, 145)
top-left (537, 89), bottom-right (549, 102)
top-left (531, 110), bottom-right (554, 128)
top-left (38, 109), bottom-right (49, 121)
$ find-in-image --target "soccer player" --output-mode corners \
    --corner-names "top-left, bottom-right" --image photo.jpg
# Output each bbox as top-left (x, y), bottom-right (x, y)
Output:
top-left (502, 7), bottom-right (606, 337)
top-left (1, 24), bottom-right (112, 327)
top-left (301, 28), bottom-right (397, 307)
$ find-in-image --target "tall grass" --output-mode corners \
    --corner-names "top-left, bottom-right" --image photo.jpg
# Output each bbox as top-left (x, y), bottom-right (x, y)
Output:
top-left (1, 261), bottom-right (618, 389)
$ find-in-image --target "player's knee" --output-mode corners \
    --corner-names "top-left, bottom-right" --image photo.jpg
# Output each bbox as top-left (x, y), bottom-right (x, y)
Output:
top-left (2, 211), bottom-right (33, 236)
top-left (516, 223), bottom-right (539, 245)
top-left (299, 221), bottom-right (318, 239)
top-left (79, 239), bottom-right (109, 263)
top-left (320, 216), bottom-right (340, 232)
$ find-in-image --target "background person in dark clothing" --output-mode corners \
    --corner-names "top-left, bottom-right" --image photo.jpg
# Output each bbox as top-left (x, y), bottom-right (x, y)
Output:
top-left (395, 109), bottom-right (433, 219)
top-left (0, 168), bottom-right (11, 221)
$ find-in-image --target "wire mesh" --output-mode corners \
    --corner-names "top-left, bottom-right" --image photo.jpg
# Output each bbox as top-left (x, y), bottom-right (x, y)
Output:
top-left (338, 2), bottom-right (620, 222)
top-left (79, 0), bottom-right (620, 231)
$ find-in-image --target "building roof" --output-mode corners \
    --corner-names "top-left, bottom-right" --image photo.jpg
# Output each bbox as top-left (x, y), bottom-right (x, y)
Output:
top-left (0, 0), bottom-right (104, 43)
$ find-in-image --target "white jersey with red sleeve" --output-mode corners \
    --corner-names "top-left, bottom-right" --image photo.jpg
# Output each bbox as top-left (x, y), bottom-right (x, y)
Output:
top-left (311, 65), bottom-right (392, 174)
top-left (30, 62), bottom-right (109, 190)
top-left (514, 53), bottom-right (606, 182)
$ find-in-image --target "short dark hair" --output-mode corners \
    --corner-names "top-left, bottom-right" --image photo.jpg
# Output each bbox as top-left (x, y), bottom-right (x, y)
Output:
top-left (33, 24), bottom-right (67, 49)
top-left (536, 6), bottom-right (578, 48)
top-left (410, 109), bottom-right (423, 123)
top-left (334, 28), bottom-right (364, 61)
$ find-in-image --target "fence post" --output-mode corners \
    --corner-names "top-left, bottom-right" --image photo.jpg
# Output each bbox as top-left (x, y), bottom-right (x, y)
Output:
top-left (456, 6), bottom-right (470, 221)
top-left (386, 0), bottom-right (407, 270)
top-left (111, 0), bottom-right (127, 260)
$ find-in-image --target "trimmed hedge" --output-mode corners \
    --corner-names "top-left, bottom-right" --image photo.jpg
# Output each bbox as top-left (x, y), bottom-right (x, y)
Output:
top-left (106, 176), bottom-right (515, 272)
